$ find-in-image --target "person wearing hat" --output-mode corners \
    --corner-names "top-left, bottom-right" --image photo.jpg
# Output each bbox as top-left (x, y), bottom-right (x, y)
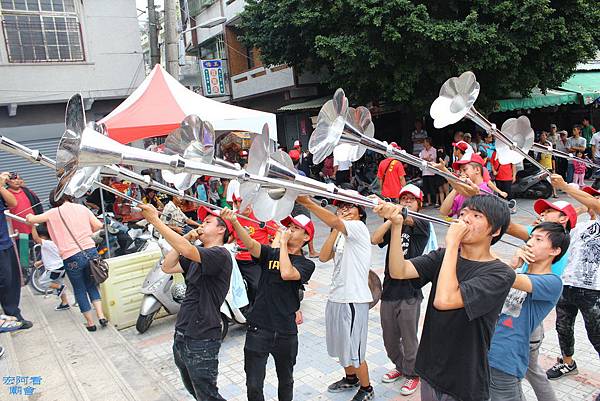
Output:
top-left (296, 193), bottom-right (374, 401)
top-left (451, 140), bottom-right (474, 165)
top-left (371, 184), bottom-right (433, 395)
top-left (374, 194), bottom-right (514, 401)
top-left (228, 194), bottom-right (278, 303)
top-left (221, 208), bottom-right (315, 401)
top-left (288, 140), bottom-right (302, 162)
top-left (503, 199), bottom-right (577, 401)
top-left (488, 222), bottom-right (569, 401)
top-left (548, 124), bottom-right (559, 146)
top-left (139, 204), bottom-right (233, 401)
top-left (377, 142), bottom-right (406, 202)
top-left (440, 153), bottom-right (491, 218)
top-left (544, 176), bottom-right (600, 381)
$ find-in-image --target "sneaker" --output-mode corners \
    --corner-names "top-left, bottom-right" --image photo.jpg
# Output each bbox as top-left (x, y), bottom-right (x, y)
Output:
top-left (327, 377), bottom-right (360, 393)
top-left (351, 387), bottom-right (374, 401)
top-left (399, 377), bottom-right (420, 395)
top-left (546, 358), bottom-right (578, 380)
top-left (18, 320), bottom-right (33, 330)
top-left (381, 369), bottom-right (402, 383)
top-left (55, 303), bottom-right (70, 311)
top-left (55, 284), bottom-right (66, 298)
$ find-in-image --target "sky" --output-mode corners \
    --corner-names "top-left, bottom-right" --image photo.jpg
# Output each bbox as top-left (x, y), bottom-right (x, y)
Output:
top-left (135, 0), bottom-right (164, 22)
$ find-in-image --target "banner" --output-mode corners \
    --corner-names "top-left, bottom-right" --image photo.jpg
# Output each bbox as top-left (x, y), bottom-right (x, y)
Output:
top-left (200, 59), bottom-right (226, 96)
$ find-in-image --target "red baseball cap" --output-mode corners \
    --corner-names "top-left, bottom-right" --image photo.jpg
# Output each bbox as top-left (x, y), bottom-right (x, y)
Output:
top-left (452, 153), bottom-right (485, 171)
top-left (398, 184), bottom-right (423, 201)
top-left (582, 186), bottom-right (600, 196)
top-left (390, 142), bottom-right (401, 149)
top-left (280, 214), bottom-right (315, 241)
top-left (197, 206), bottom-right (233, 234)
top-left (533, 200), bottom-right (577, 229)
top-left (452, 140), bottom-right (470, 152)
top-left (293, 140), bottom-right (301, 148)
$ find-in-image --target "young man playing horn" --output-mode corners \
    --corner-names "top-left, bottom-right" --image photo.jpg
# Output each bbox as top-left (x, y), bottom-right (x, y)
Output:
top-left (139, 204), bottom-right (232, 401)
top-left (371, 184), bottom-right (432, 395)
top-left (296, 193), bottom-right (374, 401)
top-left (544, 176), bottom-right (600, 381)
top-left (221, 208), bottom-right (315, 401)
top-left (374, 195), bottom-right (515, 401)
top-left (504, 198), bottom-right (577, 401)
top-left (488, 222), bottom-right (569, 401)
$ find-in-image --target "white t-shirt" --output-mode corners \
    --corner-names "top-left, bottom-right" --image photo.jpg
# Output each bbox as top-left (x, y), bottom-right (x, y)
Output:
top-left (329, 220), bottom-right (373, 303)
top-left (41, 239), bottom-right (64, 271)
top-left (591, 132), bottom-right (600, 159)
top-left (562, 217), bottom-right (600, 290)
top-left (333, 158), bottom-right (352, 172)
top-left (226, 180), bottom-right (240, 202)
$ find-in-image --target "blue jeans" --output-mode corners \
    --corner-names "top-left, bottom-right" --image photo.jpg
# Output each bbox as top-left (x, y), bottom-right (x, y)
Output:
top-left (173, 332), bottom-right (224, 401)
top-left (566, 163), bottom-right (574, 183)
top-left (63, 248), bottom-right (101, 314)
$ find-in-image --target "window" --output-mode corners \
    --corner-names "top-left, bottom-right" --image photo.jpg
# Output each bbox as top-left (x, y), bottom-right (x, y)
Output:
top-left (199, 34), bottom-right (225, 60)
top-left (1, 0), bottom-right (84, 62)
top-left (246, 46), bottom-right (256, 70)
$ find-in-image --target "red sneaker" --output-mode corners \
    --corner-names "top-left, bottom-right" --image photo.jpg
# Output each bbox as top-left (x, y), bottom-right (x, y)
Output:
top-left (400, 377), bottom-right (420, 395)
top-left (381, 369), bottom-right (402, 383)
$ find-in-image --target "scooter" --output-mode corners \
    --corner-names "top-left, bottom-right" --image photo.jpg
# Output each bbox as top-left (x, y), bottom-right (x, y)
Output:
top-left (136, 240), bottom-right (248, 338)
top-left (511, 160), bottom-right (553, 199)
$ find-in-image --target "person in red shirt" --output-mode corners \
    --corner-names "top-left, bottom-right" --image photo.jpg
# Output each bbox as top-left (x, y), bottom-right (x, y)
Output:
top-left (377, 143), bottom-right (406, 202)
top-left (491, 151), bottom-right (516, 200)
top-left (230, 194), bottom-right (278, 303)
top-left (289, 140), bottom-right (301, 162)
top-left (7, 173), bottom-right (42, 250)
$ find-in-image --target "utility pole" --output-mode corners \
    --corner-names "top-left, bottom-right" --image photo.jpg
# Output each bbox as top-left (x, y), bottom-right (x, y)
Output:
top-left (147, 0), bottom-right (160, 68)
top-left (164, 0), bottom-right (179, 79)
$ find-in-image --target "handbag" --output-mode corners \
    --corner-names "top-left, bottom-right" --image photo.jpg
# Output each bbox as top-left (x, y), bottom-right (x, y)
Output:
top-left (58, 207), bottom-right (109, 284)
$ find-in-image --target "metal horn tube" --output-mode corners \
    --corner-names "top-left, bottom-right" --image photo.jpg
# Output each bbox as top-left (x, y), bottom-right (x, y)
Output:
top-left (531, 142), bottom-right (600, 169)
top-left (4, 210), bottom-right (38, 226)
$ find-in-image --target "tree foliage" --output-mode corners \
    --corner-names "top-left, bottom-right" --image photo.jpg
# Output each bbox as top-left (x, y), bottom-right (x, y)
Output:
top-left (239, 0), bottom-right (600, 112)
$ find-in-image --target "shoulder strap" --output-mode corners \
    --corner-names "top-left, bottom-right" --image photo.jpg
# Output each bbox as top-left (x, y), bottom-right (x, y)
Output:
top-left (381, 159), bottom-right (398, 188)
top-left (57, 206), bottom-right (86, 254)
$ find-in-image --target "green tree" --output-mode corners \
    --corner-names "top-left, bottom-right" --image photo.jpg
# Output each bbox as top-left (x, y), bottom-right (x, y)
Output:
top-left (240, 0), bottom-right (600, 112)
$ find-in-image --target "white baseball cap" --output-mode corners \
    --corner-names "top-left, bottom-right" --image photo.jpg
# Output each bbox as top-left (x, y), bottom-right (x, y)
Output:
top-left (398, 184), bottom-right (423, 201)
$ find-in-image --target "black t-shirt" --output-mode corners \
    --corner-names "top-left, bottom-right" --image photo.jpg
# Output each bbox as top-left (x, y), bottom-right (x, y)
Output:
top-left (248, 245), bottom-right (315, 334)
top-left (410, 249), bottom-right (515, 401)
top-left (86, 188), bottom-right (116, 208)
top-left (379, 219), bottom-right (430, 301)
top-left (175, 246), bottom-right (233, 340)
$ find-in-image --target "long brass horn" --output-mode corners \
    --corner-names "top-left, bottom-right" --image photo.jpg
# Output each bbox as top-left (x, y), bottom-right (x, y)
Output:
top-left (308, 89), bottom-right (461, 184)
top-left (430, 71), bottom-right (550, 176)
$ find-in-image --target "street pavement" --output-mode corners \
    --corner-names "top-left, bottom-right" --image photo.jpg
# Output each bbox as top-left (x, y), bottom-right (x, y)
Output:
top-left (118, 194), bottom-right (600, 401)
top-left (1, 192), bottom-right (599, 400)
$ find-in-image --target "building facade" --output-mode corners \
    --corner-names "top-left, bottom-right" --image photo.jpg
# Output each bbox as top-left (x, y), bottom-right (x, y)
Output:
top-left (0, 0), bottom-right (145, 201)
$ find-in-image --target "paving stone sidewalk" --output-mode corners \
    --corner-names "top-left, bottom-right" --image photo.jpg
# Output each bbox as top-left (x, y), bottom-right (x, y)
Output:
top-left (120, 197), bottom-right (600, 401)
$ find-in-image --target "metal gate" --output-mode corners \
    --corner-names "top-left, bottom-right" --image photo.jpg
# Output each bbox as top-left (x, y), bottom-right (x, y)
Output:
top-left (0, 137), bottom-right (59, 210)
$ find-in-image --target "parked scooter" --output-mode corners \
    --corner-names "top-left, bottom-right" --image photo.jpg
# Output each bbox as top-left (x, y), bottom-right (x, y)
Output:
top-left (511, 160), bottom-right (553, 199)
top-left (136, 240), bottom-right (248, 338)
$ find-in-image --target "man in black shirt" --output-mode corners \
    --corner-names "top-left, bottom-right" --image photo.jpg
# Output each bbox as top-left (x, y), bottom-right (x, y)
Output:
top-left (221, 208), bottom-right (315, 401)
top-left (371, 184), bottom-right (431, 395)
top-left (374, 195), bottom-right (515, 401)
top-left (140, 204), bottom-right (233, 401)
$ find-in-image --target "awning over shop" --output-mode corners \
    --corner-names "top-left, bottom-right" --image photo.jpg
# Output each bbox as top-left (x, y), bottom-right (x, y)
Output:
top-left (278, 96), bottom-right (329, 112)
top-left (495, 88), bottom-right (580, 112)
top-left (559, 71), bottom-right (600, 105)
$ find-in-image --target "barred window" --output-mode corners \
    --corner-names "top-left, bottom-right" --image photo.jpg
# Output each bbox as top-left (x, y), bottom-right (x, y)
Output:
top-left (1, 0), bottom-right (83, 63)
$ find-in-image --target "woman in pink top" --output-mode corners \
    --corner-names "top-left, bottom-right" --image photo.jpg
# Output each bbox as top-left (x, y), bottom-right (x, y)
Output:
top-left (27, 190), bottom-right (107, 331)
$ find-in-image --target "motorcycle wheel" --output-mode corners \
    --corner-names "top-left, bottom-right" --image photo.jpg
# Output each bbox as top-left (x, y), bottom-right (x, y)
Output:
top-left (220, 313), bottom-right (229, 340)
top-left (538, 181), bottom-right (553, 199)
top-left (30, 268), bottom-right (47, 294)
top-left (136, 310), bottom-right (159, 334)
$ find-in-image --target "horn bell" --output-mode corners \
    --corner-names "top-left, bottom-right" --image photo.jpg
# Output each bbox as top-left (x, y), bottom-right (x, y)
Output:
top-left (496, 116), bottom-right (534, 165)
top-left (430, 71), bottom-right (480, 129)
top-left (308, 88), bottom-right (349, 164)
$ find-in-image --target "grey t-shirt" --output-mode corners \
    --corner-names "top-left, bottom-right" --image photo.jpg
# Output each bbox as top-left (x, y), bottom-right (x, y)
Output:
top-left (566, 137), bottom-right (587, 164)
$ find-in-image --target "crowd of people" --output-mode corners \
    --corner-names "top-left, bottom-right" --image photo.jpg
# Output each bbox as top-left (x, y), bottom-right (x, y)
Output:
top-left (0, 115), bottom-right (599, 401)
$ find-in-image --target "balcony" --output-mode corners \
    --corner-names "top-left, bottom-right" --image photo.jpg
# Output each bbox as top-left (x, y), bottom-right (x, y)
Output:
top-left (230, 64), bottom-right (295, 100)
